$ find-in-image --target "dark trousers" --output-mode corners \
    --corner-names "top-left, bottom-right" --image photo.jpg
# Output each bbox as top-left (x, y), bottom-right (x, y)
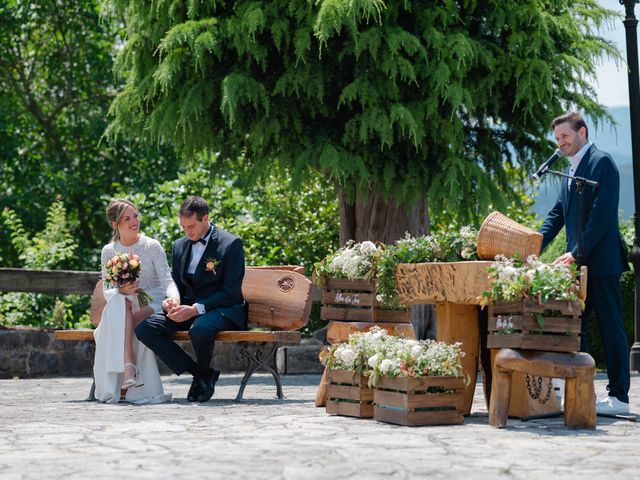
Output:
top-left (580, 274), bottom-right (630, 403)
top-left (136, 309), bottom-right (240, 377)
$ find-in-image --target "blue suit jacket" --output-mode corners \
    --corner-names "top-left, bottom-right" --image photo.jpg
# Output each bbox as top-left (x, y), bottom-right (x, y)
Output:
top-left (171, 224), bottom-right (247, 329)
top-left (539, 144), bottom-right (628, 278)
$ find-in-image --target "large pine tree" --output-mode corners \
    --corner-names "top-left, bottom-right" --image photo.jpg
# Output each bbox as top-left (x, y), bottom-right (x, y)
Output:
top-left (106, 0), bottom-right (618, 243)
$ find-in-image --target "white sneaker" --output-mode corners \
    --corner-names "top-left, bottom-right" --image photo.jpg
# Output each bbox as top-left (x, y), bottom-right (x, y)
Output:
top-left (553, 378), bottom-right (565, 408)
top-left (596, 396), bottom-right (630, 415)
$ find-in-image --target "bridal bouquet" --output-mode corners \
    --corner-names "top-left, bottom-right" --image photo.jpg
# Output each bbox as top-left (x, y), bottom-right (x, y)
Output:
top-left (104, 252), bottom-right (153, 307)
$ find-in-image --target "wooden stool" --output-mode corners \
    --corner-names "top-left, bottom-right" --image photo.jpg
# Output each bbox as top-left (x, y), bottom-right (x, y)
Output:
top-left (489, 349), bottom-right (596, 429)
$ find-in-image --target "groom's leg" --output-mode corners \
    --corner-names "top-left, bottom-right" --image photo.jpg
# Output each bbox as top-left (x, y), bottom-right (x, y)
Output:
top-left (135, 313), bottom-right (197, 375)
top-left (189, 310), bottom-right (237, 377)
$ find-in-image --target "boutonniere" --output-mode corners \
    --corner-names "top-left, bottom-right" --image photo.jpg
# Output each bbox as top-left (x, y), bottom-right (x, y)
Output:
top-left (205, 258), bottom-right (219, 274)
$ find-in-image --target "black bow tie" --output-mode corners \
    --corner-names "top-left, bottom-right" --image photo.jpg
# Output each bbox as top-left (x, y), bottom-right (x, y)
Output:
top-left (190, 238), bottom-right (206, 246)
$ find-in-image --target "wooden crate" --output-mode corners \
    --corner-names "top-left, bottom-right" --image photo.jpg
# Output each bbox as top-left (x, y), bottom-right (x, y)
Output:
top-left (373, 376), bottom-right (465, 426)
top-left (321, 278), bottom-right (411, 323)
top-left (326, 369), bottom-right (373, 418)
top-left (488, 299), bottom-right (582, 353)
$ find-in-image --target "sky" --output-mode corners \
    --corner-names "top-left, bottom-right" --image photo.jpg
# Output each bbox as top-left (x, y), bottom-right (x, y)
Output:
top-left (593, 0), bottom-right (637, 107)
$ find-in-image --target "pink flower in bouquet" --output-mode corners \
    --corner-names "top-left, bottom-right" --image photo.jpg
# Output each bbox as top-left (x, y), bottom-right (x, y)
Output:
top-left (103, 252), bottom-right (152, 307)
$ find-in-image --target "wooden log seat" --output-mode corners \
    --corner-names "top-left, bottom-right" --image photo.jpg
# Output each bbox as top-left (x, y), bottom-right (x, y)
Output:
top-left (54, 267), bottom-right (313, 402)
top-left (489, 348), bottom-right (596, 429)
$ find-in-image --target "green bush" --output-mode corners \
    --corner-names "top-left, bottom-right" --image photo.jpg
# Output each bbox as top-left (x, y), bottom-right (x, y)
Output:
top-left (0, 202), bottom-right (91, 329)
top-left (1, 168), bottom-right (338, 333)
top-left (118, 166), bottom-right (339, 276)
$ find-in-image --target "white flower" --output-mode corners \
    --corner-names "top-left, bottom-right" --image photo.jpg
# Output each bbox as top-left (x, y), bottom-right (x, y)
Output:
top-left (368, 354), bottom-right (379, 368)
top-left (360, 241), bottom-right (377, 255)
top-left (328, 255), bottom-right (345, 272)
top-left (370, 330), bottom-right (384, 341)
top-left (502, 266), bottom-right (518, 278)
top-left (461, 247), bottom-right (472, 260)
top-left (340, 348), bottom-right (356, 365)
top-left (380, 359), bottom-right (393, 373)
top-left (411, 345), bottom-right (422, 358)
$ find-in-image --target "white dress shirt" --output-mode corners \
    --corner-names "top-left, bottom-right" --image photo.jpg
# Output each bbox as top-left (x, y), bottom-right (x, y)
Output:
top-left (568, 141), bottom-right (592, 188)
top-left (187, 225), bottom-right (213, 275)
top-left (187, 225), bottom-right (213, 315)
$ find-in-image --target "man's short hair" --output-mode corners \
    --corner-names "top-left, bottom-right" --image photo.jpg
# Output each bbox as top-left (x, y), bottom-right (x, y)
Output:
top-left (179, 196), bottom-right (209, 221)
top-left (551, 112), bottom-right (589, 140)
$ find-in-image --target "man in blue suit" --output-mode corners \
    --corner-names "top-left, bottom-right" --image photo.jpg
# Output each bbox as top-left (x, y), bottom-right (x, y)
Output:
top-left (136, 196), bottom-right (248, 402)
top-left (539, 111), bottom-right (630, 415)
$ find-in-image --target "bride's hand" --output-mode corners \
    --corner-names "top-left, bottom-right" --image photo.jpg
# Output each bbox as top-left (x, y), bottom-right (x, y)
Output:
top-left (119, 281), bottom-right (139, 295)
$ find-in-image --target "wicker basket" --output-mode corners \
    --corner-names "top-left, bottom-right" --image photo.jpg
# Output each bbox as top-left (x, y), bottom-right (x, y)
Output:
top-left (477, 211), bottom-right (543, 260)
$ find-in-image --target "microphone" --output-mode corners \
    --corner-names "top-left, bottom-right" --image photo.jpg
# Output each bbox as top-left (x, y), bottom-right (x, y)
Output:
top-left (532, 149), bottom-right (562, 181)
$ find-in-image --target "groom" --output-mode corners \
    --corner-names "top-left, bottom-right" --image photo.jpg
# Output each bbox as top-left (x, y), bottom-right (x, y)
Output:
top-left (136, 196), bottom-right (247, 402)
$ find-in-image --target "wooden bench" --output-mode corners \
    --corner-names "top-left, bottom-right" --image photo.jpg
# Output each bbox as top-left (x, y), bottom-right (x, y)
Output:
top-left (45, 266), bottom-right (313, 401)
top-left (489, 348), bottom-right (596, 429)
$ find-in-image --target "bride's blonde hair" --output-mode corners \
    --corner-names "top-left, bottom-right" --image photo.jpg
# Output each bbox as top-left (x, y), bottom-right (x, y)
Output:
top-left (106, 199), bottom-right (138, 242)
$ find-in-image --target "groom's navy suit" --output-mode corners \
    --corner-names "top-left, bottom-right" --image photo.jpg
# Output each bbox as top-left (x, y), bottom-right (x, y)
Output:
top-left (136, 224), bottom-right (247, 377)
top-left (540, 143), bottom-right (629, 402)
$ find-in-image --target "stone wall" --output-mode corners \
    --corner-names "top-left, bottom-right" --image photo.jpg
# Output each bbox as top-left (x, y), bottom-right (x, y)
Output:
top-left (0, 326), bottom-right (324, 378)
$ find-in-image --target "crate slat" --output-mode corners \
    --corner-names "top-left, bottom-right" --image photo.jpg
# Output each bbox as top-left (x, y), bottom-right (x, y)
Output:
top-left (322, 291), bottom-right (377, 307)
top-left (488, 300), bottom-right (582, 353)
top-left (326, 369), bottom-right (373, 419)
top-left (321, 278), bottom-right (411, 324)
top-left (372, 376), bottom-right (465, 426)
top-left (327, 401), bottom-right (374, 418)
top-left (373, 407), bottom-right (464, 427)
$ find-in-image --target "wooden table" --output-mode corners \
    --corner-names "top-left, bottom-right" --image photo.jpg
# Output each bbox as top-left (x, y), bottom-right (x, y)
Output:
top-left (395, 261), bottom-right (564, 417)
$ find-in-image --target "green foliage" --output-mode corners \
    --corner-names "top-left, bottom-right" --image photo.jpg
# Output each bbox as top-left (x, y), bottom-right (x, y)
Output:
top-left (113, 163), bottom-right (340, 275)
top-left (376, 226), bottom-right (479, 308)
top-left (3, 202), bottom-right (76, 269)
top-left (0, 202), bottom-right (90, 329)
top-left (0, 0), bottom-right (180, 266)
top-left (107, 0), bottom-right (619, 224)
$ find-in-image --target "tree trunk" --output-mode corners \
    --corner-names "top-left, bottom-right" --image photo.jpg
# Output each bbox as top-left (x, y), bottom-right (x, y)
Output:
top-left (338, 187), bottom-right (435, 340)
top-left (338, 189), bottom-right (429, 244)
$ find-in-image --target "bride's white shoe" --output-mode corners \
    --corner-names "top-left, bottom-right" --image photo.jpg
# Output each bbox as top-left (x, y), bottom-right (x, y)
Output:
top-left (122, 363), bottom-right (144, 390)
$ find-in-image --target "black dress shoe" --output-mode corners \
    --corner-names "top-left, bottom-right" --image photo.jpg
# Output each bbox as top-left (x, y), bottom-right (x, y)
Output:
top-left (197, 368), bottom-right (220, 402)
top-left (187, 375), bottom-right (202, 402)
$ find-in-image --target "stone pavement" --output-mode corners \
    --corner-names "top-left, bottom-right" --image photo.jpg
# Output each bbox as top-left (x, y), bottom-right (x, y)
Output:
top-left (1, 372), bottom-right (640, 479)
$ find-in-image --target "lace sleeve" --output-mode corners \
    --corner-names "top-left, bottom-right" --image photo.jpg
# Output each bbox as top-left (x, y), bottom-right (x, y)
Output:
top-left (101, 244), bottom-right (118, 302)
top-left (150, 239), bottom-right (179, 300)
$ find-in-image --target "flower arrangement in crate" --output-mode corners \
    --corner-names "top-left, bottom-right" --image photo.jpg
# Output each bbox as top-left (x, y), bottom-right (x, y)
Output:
top-left (364, 328), bottom-right (466, 426)
top-left (313, 227), bottom-right (478, 317)
top-left (319, 327), bottom-right (389, 418)
top-left (313, 240), bottom-right (411, 322)
top-left (481, 255), bottom-right (584, 352)
top-left (320, 327), bottom-right (467, 425)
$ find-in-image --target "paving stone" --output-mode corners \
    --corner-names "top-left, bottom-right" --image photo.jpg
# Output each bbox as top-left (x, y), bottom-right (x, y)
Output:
top-left (0, 372), bottom-right (639, 479)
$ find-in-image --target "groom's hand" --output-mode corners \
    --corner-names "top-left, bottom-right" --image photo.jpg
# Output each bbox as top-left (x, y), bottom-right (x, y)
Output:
top-left (167, 304), bottom-right (198, 322)
top-left (162, 297), bottom-right (180, 312)
top-left (553, 252), bottom-right (575, 265)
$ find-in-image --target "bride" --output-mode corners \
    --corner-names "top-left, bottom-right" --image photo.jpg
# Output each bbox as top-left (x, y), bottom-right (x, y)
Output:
top-left (93, 198), bottom-right (179, 404)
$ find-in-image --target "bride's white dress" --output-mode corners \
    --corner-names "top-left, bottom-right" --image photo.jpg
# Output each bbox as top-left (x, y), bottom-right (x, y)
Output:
top-left (93, 234), bottom-right (179, 404)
